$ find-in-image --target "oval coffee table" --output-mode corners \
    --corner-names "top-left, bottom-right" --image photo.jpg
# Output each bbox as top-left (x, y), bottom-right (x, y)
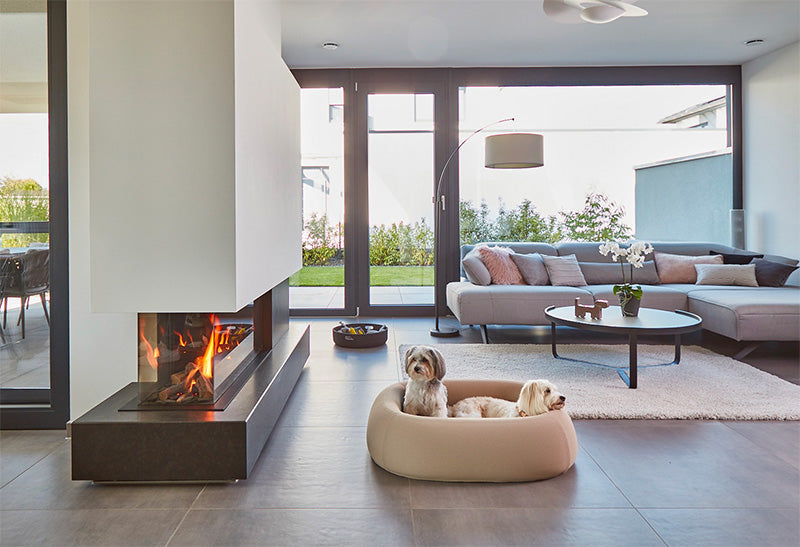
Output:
top-left (544, 306), bottom-right (702, 389)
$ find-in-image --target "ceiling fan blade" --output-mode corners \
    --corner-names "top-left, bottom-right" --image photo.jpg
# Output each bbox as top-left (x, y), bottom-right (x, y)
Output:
top-left (599, 0), bottom-right (649, 17)
top-left (543, 0), bottom-right (585, 24)
top-left (580, 4), bottom-right (625, 23)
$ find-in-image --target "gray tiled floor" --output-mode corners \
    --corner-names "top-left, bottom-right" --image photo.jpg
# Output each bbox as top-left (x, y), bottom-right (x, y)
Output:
top-left (0, 317), bottom-right (798, 546)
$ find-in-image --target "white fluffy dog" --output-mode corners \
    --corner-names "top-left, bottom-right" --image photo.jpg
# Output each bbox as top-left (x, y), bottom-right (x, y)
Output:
top-left (402, 345), bottom-right (448, 417)
top-left (449, 379), bottom-right (565, 418)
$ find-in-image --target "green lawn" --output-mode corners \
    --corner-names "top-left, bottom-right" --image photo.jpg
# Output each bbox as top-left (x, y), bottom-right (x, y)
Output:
top-left (290, 266), bottom-right (433, 286)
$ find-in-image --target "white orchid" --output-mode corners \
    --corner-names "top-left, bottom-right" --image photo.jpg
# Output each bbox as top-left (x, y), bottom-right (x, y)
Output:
top-left (598, 240), bottom-right (655, 290)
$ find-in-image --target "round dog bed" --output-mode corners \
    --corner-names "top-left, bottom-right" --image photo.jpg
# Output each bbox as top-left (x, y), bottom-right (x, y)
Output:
top-left (366, 379), bottom-right (578, 482)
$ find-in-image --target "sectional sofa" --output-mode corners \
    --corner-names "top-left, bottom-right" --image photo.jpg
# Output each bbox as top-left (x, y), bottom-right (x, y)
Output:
top-left (446, 242), bottom-right (800, 349)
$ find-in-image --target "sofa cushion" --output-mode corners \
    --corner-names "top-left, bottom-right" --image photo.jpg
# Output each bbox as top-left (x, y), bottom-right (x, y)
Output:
top-left (695, 264), bottom-right (758, 287)
top-left (510, 252), bottom-right (550, 285)
top-left (542, 255), bottom-right (587, 287)
top-left (752, 258), bottom-right (799, 287)
top-left (478, 246), bottom-right (524, 285)
top-left (584, 285), bottom-right (688, 312)
top-left (446, 282), bottom-right (593, 325)
top-left (688, 288), bottom-right (800, 341)
top-left (579, 261), bottom-right (660, 285)
top-left (709, 250), bottom-right (764, 264)
top-left (462, 248), bottom-right (491, 286)
top-left (654, 252), bottom-right (723, 283)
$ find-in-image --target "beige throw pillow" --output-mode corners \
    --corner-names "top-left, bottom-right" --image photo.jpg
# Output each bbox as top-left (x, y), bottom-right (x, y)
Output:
top-left (695, 264), bottom-right (758, 287)
top-left (654, 252), bottom-right (723, 284)
top-left (542, 255), bottom-right (587, 286)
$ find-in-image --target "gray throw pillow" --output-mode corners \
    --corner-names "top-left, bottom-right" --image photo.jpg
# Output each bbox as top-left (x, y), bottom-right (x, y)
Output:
top-left (752, 258), bottom-right (799, 287)
top-left (510, 252), bottom-right (550, 285)
top-left (542, 254), bottom-right (587, 286)
top-left (695, 264), bottom-right (758, 287)
top-left (462, 249), bottom-right (491, 286)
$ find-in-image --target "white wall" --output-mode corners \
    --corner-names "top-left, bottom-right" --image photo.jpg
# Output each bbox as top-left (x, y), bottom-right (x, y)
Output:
top-left (743, 41), bottom-right (800, 259)
top-left (68, 0), bottom-right (136, 418)
top-left (68, 0), bottom-right (297, 417)
top-left (234, 0), bottom-right (301, 309)
top-left (88, 0), bottom-right (238, 313)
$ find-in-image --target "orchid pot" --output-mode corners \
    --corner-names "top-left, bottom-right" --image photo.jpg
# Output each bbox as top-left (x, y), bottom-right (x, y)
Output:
top-left (599, 240), bottom-right (655, 318)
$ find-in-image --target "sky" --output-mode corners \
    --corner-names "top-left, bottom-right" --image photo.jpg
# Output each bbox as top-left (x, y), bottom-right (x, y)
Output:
top-left (0, 113), bottom-right (49, 189)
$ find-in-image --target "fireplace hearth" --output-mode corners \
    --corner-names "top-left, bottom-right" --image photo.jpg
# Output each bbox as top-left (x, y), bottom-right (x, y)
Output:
top-left (71, 281), bottom-right (309, 482)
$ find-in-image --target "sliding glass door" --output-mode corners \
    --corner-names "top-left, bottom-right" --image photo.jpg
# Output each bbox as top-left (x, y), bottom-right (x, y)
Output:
top-left (1, 0), bottom-right (69, 428)
top-left (367, 93), bottom-right (435, 307)
top-left (290, 87), bottom-right (347, 312)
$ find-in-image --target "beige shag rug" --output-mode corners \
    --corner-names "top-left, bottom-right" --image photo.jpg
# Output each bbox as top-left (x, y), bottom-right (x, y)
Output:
top-left (399, 344), bottom-right (800, 420)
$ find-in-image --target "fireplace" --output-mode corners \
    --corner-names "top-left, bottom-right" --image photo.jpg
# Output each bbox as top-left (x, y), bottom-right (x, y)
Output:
top-left (137, 312), bottom-right (254, 406)
top-left (72, 281), bottom-right (310, 482)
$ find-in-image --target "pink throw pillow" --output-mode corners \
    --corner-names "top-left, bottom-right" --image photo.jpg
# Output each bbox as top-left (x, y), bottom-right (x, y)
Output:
top-left (654, 252), bottom-right (724, 284)
top-left (477, 246), bottom-right (524, 285)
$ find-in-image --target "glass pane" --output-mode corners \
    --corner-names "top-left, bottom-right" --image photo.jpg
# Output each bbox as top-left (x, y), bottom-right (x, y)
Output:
top-left (368, 94), bottom-right (434, 306)
top-left (0, 2), bottom-right (51, 390)
top-left (459, 85), bottom-right (730, 247)
top-left (290, 88), bottom-right (345, 309)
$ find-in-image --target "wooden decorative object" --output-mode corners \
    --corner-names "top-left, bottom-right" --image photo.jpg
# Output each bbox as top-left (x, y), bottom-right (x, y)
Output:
top-left (574, 298), bottom-right (609, 320)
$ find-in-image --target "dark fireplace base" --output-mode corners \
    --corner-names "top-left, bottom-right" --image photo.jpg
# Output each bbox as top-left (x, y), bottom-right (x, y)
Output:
top-left (71, 323), bottom-right (309, 482)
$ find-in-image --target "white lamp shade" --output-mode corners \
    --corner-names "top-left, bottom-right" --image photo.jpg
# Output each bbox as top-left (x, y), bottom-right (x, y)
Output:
top-left (485, 133), bottom-right (544, 169)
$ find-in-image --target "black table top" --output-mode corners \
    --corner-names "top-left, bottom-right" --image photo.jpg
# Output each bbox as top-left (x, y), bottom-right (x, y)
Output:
top-left (545, 305), bottom-right (702, 335)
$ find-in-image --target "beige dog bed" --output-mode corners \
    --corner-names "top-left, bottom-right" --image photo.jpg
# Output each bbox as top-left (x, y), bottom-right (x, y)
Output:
top-left (366, 379), bottom-right (578, 482)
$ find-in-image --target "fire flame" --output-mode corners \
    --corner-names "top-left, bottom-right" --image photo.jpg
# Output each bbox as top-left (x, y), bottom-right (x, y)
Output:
top-left (197, 314), bottom-right (218, 379)
top-left (138, 323), bottom-right (159, 370)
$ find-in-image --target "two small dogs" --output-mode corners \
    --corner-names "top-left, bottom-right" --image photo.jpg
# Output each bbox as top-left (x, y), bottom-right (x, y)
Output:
top-left (402, 345), bottom-right (566, 418)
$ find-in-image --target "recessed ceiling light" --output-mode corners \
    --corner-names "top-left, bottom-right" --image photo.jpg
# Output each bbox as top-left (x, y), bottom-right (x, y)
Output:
top-left (321, 42), bottom-right (339, 50)
top-left (744, 39), bottom-right (765, 46)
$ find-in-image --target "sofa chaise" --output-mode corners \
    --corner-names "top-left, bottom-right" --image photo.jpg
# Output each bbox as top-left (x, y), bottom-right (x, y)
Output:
top-left (446, 242), bottom-right (800, 352)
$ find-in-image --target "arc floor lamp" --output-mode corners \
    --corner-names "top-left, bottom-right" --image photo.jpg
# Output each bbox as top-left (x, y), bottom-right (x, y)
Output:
top-left (431, 119), bottom-right (544, 337)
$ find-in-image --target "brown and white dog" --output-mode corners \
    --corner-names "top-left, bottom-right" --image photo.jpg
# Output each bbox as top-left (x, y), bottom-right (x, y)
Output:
top-left (449, 379), bottom-right (566, 418)
top-left (402, 345), bottom-right (448, 417)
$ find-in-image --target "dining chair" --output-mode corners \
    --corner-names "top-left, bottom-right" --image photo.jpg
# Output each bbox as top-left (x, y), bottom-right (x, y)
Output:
top-left (1, 249), bottom-right (50, 339)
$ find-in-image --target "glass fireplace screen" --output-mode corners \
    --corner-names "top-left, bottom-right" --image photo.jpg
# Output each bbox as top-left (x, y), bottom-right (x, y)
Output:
top-left (137, 313), bottom-right (253, 405)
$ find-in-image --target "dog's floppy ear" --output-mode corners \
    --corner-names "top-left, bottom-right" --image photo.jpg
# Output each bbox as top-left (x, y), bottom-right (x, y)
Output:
top-left (519, 380), bottom-right (535, 413)
top-left (403, 346), bottom-right (416, 370)
top-left (529, 379), bottom-right (550, 415)
top-left (429, 347), bottom-right (446, 380)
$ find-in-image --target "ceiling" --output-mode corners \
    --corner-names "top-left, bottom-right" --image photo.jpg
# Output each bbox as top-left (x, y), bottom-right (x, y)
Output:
top-left (281, 0), bottom-right (800, 68)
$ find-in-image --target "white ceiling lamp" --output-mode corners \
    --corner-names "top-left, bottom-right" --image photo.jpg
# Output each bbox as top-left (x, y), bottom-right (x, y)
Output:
top-left (543, 0), bottom-right (647, 24)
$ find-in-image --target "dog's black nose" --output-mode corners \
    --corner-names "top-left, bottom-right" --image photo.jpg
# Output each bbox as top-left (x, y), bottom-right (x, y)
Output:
top-left (414, 366), bottom-right (421, 373)
top-left (559, 395), bottom-right (566, 402)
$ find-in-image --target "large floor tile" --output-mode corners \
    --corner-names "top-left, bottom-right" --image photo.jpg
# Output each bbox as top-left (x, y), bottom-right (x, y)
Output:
top-left (194, 427), bottom-right (410, 509)
top-left (169, 508), bottom-right (415, 546)
top-left (304, 344), bottom-right (400, 383)
top-left (0, 444), bottom-right (203, 510)
top-left (641, 507), bottom-right (800, 546)
top-left (574, 420), bottom-right (800, 508)
top-left (723, 420), bottom-right (800, 470)
top-left (412, 507), bottom-right (663, 546)
top-left (409, 448), bottom-right (630, 509)
top-left (0, 508), bottom-right (186, 546)
top-left (0, 430), bottom-right (67, 488)
top-left (273, 377), bottom-right (390, 428)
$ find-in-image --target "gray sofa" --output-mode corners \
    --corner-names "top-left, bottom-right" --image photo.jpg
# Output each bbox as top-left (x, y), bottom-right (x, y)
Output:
top-left (446, 242), bottom-right (800, 346)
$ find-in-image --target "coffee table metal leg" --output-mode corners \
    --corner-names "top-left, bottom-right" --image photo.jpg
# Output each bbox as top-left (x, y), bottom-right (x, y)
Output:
top-left (674, 334), bottom-right (681, 364)
top-left (551, 322), bottom-right (558, 358)
top-left (617, 333), bottom-right (638, 389)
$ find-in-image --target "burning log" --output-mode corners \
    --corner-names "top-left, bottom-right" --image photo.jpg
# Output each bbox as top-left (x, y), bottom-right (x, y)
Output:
top-left (158, 384), bottom-right (182, 402)
top-left (176, 392), bottom-right (196, 404)
top-left (195, 372), bottom-right (213, 401)
top-left (171, 371), bottom-right (188, 385)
